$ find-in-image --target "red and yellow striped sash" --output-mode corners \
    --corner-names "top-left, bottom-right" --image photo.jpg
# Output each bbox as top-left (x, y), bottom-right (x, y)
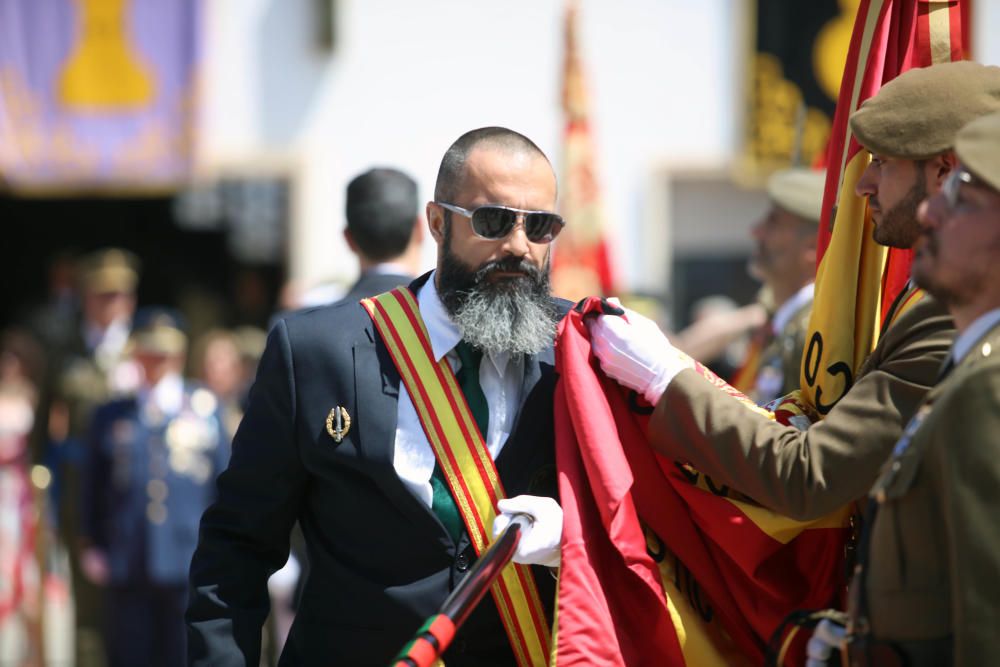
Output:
top-left (886, 285), bottom-right (925, 330)
top-left (361, 287), bottom-right (551, 667)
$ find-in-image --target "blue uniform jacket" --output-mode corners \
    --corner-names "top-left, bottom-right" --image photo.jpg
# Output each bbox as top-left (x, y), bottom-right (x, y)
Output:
top-left (83, 383), bottom-right (230, 586)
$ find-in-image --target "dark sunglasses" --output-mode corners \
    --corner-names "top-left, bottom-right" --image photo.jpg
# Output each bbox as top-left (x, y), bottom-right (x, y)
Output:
top-left (436, 202), bottom-right (565, 243)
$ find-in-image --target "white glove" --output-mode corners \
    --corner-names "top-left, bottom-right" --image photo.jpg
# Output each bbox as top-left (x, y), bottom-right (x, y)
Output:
top-left (806, 618), bottom-right (847, 667)
top-left (492, 495), bottom-right (562, 568)
top-left (588, 305), bottom-right (692, 404)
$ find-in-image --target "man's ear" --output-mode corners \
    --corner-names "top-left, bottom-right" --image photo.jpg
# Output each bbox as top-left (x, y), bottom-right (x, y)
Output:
top-left (929, 151), bottom-right (958, 190)
top-left (411, 215), bottom-right (425, 244)
top-left (426, 202), bottom-right (445, 244)
top-left (343, 228), bottom-right (359, 254)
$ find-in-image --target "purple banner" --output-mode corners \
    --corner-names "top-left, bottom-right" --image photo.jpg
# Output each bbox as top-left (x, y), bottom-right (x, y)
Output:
top-left (0, 0), bottom-right (199, 191)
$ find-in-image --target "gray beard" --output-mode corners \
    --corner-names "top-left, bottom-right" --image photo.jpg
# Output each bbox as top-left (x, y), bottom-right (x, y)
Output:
top-left (437, 233), bottom-right (558, 356)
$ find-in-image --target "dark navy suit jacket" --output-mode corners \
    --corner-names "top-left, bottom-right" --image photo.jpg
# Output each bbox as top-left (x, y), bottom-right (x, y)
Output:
top-left (187, 273), bottom-right (569, 666)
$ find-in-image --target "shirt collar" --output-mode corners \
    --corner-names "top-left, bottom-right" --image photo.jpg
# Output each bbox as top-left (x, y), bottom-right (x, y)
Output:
top-left (952, 307), bottom-right (1000, 365)
top-left (418, 271), bottom-right (462, 363)
top-left (416, 271), bottom-right (512, 373)
top-left (772, 282), bottom-right (815, 335)
top-left (366, 262), bottom-right (411, 277)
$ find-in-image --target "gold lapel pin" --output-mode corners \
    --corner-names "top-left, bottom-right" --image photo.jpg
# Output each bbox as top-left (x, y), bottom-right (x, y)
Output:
top-left (326, 406), bottom-right (351, 443)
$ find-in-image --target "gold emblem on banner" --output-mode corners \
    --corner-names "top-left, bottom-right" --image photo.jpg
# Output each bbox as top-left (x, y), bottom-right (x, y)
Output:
top-left (326, 406), bottom-right (351, 443)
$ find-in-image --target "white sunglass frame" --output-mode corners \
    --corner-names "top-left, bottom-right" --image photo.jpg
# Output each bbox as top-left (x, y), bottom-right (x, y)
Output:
top-left (435, 202), bottom-right (565, 243)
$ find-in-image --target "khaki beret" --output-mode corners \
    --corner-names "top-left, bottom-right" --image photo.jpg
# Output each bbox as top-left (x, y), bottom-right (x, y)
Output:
top-left (850, 61), bottom-right (1000, 159)
top-left (955, 111), bottom-right (1000, 193)
top-left (767, 168), bottom-right (826, 224)
top-left (79, 248), bottom-right (140, 294)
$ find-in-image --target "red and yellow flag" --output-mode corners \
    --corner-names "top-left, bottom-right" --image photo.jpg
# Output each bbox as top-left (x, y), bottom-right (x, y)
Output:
top-left (551, 0), bottom-right (617, 302)
top-left (553, 299), bottom-right (848, 666)
top-left (801, 0), bottom-right (971, 415)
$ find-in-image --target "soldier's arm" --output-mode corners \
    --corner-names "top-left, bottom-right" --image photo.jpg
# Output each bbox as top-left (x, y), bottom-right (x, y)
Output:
top-left (187, 320), bottom-right (307, 667)
top-left (647, 304), bottom-right (954, 521)
top-left (938, 367), bottom-right (1000, 665)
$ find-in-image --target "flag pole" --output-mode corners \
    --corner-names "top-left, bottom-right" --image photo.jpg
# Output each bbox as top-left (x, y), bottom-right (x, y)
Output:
top-left (390, 515), bottom-right (531, 667)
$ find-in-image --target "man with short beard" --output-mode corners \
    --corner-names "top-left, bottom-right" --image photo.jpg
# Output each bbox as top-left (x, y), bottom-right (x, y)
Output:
top-left (187, 127), bottom-right (570, 666)
top-left (811, 110), bottom-right (1000, 667)
top-left (589, 61), bottom-right (1000, 525)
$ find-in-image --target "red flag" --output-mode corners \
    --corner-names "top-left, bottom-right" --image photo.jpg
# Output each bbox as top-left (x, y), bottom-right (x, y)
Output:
top-left (553, 300), bottom-right (848, 665)
top-left (803, 0), bottom-right (971, 413)
top-left (551, 0), bottom-right (617, 301)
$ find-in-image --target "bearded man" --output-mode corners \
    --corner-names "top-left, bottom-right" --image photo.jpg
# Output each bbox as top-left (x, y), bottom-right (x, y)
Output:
top-left (187, 127), bottom-right (570, 667)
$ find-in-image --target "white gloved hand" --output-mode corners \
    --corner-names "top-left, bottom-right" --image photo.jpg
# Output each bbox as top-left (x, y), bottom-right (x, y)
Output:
top-left (492, 495), bottom-right (562, 568)
top-left (588, 304), bottom-right (693, 404)
top-left (805, 618), bottom-right (847, 667)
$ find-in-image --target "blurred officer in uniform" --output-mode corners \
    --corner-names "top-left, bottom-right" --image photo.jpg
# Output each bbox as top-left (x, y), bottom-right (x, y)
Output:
top-left (48, 247), bottom-right (140, 667)
top-left (732, 168), bottom-right (824, 404)
top-left (820, 110), bottom-right (1000, 666)
top-left (79, 308), bottom-right (230, 667)
top-left (589, 61), bottom-right (1000, 521)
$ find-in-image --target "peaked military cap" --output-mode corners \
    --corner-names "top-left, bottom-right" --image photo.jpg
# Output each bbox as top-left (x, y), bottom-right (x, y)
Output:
top-left (850, 61), bottom-right (1000, 159)
top-left (767, 168), bottom-right (827, 224)
top-left (130, 307), bottom-right (187, 356)
top-left (79, 247), bottom-right (140, 294)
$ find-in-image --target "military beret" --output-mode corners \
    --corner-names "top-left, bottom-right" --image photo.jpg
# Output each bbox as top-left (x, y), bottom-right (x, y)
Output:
top-left (130, 307), bottom-right (187, 356)
top-left (767, 168), bottom-right (827, 224)
top-left (850, 61), bottom-right (1000, 159)
top-left (955, 111), bottom-right (1000, 193)
top-left (79, 248), bottom-right (140, 294)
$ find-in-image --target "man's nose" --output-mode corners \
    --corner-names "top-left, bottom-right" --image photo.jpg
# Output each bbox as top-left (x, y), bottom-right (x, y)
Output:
top-left (500, 217), bottom-right (532, 257)
top-left (855, 162), bottom-right (878, 198)
top-left (917, 193), bottom-right (944, 229)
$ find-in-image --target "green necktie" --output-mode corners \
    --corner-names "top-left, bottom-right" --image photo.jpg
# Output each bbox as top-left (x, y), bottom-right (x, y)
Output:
top-left (430, 341), bottom-right (489, 543)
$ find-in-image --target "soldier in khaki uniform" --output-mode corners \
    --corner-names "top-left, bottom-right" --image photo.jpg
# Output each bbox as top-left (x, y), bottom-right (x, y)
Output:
top-left (48, 248), bottom-right (140, 667)
top-left (733, 168), bottom-right (824, 404)
top-left (835, 110), bottom-right (1000, 666)
top-left (589, 61), bottom-right (1000, 523)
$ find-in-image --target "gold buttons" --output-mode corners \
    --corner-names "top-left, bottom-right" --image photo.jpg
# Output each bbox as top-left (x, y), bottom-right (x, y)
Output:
top-left (147, 479), bottom-right (168, 502)
top-left (146, 502), bottom-right (167, 525)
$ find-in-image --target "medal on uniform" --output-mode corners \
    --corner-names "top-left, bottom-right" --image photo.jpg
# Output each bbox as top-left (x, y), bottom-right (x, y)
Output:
top-left (326, 406), bottom-right (351, 443)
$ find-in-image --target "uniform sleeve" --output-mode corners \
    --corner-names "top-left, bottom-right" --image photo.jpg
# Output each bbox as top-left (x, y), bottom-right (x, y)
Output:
top-left (936, 368), bottom-right (1000, 665)
top-left (647, 304), bottom-right (954, 520)
top-left (186, 320), bottom-right (307, 667)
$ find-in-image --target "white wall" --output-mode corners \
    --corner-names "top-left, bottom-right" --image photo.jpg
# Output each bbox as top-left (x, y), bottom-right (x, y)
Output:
top-left (198, 0), bottom-right (738, 293)
top-left (198, 0), bottom-right (999, 295)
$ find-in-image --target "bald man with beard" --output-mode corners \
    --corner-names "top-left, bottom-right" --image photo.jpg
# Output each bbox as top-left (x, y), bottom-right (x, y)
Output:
top-left (187, 127), bottom-right (571, 667)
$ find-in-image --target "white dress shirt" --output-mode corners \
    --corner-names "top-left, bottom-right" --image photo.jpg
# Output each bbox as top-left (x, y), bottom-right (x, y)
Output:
top-left (392, 272), bottom-right (525, 507)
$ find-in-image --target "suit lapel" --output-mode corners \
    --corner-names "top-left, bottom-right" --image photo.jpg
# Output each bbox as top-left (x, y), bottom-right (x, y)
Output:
top-left (352, 322), bottom-right (446, 535)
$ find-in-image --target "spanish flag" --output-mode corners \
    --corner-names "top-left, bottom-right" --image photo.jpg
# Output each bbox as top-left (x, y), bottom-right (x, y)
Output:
top-left (801, 0), bottom-right (971, 415)
top-left (551, 0), bottom-right (617, 302)
top-left (553, 299), bottom-right (848, 666)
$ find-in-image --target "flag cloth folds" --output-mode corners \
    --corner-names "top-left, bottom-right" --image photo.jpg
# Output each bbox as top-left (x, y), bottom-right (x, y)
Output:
top-left (800, 0), bottom-right (970, 415)
top-left (551, 0), bottom-right (617, 302)
top-left (552, 299), bottom-right (849, 666)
